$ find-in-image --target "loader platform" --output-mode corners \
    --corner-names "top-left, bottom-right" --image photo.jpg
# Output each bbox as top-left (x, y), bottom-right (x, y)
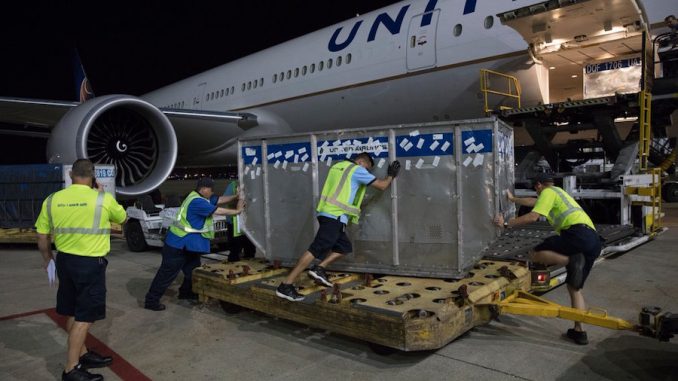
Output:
top-left (192, 259), bottom-right (530, 351)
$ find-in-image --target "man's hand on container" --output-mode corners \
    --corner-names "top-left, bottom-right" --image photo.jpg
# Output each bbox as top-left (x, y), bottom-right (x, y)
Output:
top-left (387, 161), bottom-right (401, 178)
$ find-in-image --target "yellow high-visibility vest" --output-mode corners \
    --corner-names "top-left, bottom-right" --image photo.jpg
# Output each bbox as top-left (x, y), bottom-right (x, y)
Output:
top-left (316, 161), bottom-right (367, 224)
top-left (35, 184), bottom-right (126, 257)
top-left (169, 191), bottom-right (215, 239)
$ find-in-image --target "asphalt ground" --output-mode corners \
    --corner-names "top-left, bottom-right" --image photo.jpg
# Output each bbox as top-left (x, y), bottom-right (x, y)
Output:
top-left (1, 205), bottom-right (677, 380)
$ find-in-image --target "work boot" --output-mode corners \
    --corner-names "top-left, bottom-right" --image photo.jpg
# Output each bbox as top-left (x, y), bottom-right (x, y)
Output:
top-left (308, 265), bottom-right (333, 287)
top-left (62, 364), bottom-right (103, 381)
top-left (565, 253), bottom-right (585, 290)
top-left (144, 303), bottom-right (166, 311)
top-left (275, 283), bottom-right (304, 302)
top-left (564, 328), bottom-right (588, 345)
top-left (79, 350), bottom-right (112, 368)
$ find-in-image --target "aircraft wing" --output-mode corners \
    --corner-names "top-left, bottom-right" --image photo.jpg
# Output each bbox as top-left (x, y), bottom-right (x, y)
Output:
top-left (0, 97), bottom-right (77, 137)
top-left (0, 96), bottom-right (257, 138)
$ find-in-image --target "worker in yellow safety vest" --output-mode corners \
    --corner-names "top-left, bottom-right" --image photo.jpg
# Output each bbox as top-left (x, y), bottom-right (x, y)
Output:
top-left (35, 159), bottom-right (127, 381)
top-left (276, 152), bottom-right (400, 302)
top-left (144, 177), bottom-right (244, 311)
top-left (223, 180), bottom-right (255, 262)
top-left (495, 173), bottom-right (603, 345)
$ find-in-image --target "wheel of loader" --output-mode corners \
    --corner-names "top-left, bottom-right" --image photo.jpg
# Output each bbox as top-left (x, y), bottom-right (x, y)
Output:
top-left (368, 342), bottom-right (400, 356)
top-left (219, 300), bottom-right (244, 314)
top-left (663, 183), bottom-right (678, 203)
top-left (124, 219), bottom-right (148, 252)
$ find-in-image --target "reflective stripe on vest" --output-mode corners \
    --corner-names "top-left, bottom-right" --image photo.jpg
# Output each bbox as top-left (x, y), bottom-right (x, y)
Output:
top-left (548, 187), bottom-right (584, 231)
top-left (233, 215), bottom-right (241, 237)
top-left (318, 163), bottom-right (361, 216)
top-left (46, 192), bottom-right (109, 235)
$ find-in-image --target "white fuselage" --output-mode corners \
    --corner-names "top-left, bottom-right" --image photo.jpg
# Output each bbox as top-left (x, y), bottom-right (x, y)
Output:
top-left (139, 0), bottom-right (661, 164)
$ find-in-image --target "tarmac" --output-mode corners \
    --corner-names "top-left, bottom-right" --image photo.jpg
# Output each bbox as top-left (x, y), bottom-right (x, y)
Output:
top-left (1, 205), bottom-right (677, 380)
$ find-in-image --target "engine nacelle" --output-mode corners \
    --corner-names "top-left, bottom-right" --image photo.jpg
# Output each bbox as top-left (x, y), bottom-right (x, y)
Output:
top-left (47, 95), bottom-right (177, 196)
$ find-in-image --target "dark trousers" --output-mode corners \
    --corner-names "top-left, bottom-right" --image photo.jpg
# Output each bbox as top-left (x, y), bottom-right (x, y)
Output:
top-left (227, 226), bottom-right (255, 262)
top-left (144, 244), bottom-right (202, 306)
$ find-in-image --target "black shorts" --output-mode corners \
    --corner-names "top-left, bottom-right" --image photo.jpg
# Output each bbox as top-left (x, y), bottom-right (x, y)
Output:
top-left (56, 252), bottom-right (108, 323)
top-left (534, 224), bottom-right (603, 285)
top-left (308, 216), bottom-right (352, 259)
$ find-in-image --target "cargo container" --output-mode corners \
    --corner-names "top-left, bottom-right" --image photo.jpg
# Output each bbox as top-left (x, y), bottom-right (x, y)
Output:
top-left (237, 117), bottom-right (515, 278)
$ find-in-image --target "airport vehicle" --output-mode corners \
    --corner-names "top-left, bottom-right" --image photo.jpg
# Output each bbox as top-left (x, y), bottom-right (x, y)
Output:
top-left (123, 195), bottom-right (229, 252)
top-left (1, 0), bottom-right (675, 197)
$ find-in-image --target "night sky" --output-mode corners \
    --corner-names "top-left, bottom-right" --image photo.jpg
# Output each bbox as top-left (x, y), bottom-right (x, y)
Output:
top-left (1, 1), bottom-right (399, 163)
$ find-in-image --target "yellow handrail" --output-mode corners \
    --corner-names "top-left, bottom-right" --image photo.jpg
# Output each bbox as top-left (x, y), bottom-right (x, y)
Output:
top-left (480, 69), bottom-right (521, 115)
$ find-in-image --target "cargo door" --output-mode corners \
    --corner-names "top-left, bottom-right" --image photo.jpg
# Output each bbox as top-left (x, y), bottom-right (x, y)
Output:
top-left (406, 10), bottom-right (439, 72)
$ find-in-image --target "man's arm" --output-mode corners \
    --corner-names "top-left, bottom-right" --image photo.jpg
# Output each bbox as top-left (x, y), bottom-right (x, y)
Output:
top-left (370, 176), bottom-right (393, 191)
top-left (217, 194), bottom-right (238, 205)
top-left (213, 199), bottom-right (245, 216)
top-left (37, 234), bottom-right (53, 270)
top-left (494, 211), bottom-right (541, 228)
top-left (369, 161), bottom-right (400, 191)
top-left (507, 190), bottom-right (537, 207)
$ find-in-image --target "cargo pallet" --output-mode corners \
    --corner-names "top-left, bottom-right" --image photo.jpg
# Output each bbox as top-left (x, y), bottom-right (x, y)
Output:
top-left (194, 258), bottom-right (531, 351)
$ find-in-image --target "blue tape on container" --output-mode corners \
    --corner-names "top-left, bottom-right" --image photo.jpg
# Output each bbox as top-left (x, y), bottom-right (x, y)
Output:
top-left (241, 146), bottom-right (262, 165)
top-left (317, 136), bottom-right (389, 161)
top-left (460, 130), bottom-right (492, 155)
top-left (266, 142), bottom-right (313, 164)
top-left (395, 133), bottom-right (453, 157)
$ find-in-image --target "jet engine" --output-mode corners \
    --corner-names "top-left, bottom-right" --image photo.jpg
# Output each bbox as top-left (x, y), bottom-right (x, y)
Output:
top-left (47, 95), bottom-right (177, 196)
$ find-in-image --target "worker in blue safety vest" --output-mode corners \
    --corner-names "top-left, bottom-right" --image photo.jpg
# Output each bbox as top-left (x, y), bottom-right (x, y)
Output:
top-left (276, 152), bottom-right (400, 302)
top-left (495, 173), bottom-right (603, 345)
top-left (35, 159), bottom-right (127, 381)
top-left (144, 177), bottom-right (244, 311)
top-left (223, 179), bottom-right (256, 262)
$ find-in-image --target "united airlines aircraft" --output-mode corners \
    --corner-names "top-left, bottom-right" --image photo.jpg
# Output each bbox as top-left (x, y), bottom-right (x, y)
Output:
top-left (0, 0), bottom-right (674, 195)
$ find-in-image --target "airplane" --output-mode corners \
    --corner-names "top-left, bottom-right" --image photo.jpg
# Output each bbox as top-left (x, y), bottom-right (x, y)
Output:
top-left (1, 0), bottom-right (676, 196)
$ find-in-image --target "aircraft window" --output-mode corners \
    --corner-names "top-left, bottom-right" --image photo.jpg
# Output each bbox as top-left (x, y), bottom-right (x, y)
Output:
top-left (302, 65), bottom-right (307, 75)
top-left (242, 83), bottom-right (246, 91)
top-left (310, 63), bottom-right (316, 73)
top-left (259, 78), bottom-right (264, 86)
top-left (253, 80), bottom-right (257, 89)
top-left (453, 24), bottom-right (462, 37)
top-left (337, 56), bottom-right (342, 66)
top-left (207, 93), bottom-right (211, 101)
top-left (346, 53), bottom-right (352, 64)
top-left (294, 68), bottom-right (299, 77)
top-left (226, 88), bottom-right (230, 96)
top-left (280, 72), bottom-right (284, 81)
top-left (287, 70), bottom-right (292, 79)
top-left (220, 89), bottom-right (224, 97)
top-left (319, 61), bottom-right (324, 71)
top-left (410, 36), bottom-right (416, 48)
top-left (181, 101), bottom-right (184, 108)
top-left (484, 16), bottom-right (494, 29)
top-left (327, 58), bottom-right (333, 69)
top-left (231, 86), bottom-right (235, 93)
top-left (273, 73), bottom-right (277, 83)
top-left (248, 81), bottom-right (252, 90)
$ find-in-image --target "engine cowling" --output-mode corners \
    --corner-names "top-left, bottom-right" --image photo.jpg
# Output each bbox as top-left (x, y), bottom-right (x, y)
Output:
top-left (47, 95), bottom-right (177, 196)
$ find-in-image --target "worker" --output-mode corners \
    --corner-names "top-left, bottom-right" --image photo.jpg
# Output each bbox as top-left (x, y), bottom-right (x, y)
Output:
top-left (144, 177), bottom-right (244, 311)
top-left (223, 179), bottom-right (256, 262)
top-left (276, 152), bottom-right (400, 302)
top-left (35, 159), bottom-right (127, 381)
top-left (494, 173), bottom-right (602, 345)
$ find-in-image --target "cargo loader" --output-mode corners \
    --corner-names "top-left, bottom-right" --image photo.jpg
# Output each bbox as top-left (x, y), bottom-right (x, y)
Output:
top-left (192, 119), bottom-right (674, 351)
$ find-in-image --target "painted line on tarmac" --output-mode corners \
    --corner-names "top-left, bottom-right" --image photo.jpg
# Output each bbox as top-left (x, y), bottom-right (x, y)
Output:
top-left (0, 307), bottom-right (152, 381)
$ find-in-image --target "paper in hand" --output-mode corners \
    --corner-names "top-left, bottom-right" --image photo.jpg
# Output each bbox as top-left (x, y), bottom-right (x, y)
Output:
top-left (47, 259), bottom-right (56, 287)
